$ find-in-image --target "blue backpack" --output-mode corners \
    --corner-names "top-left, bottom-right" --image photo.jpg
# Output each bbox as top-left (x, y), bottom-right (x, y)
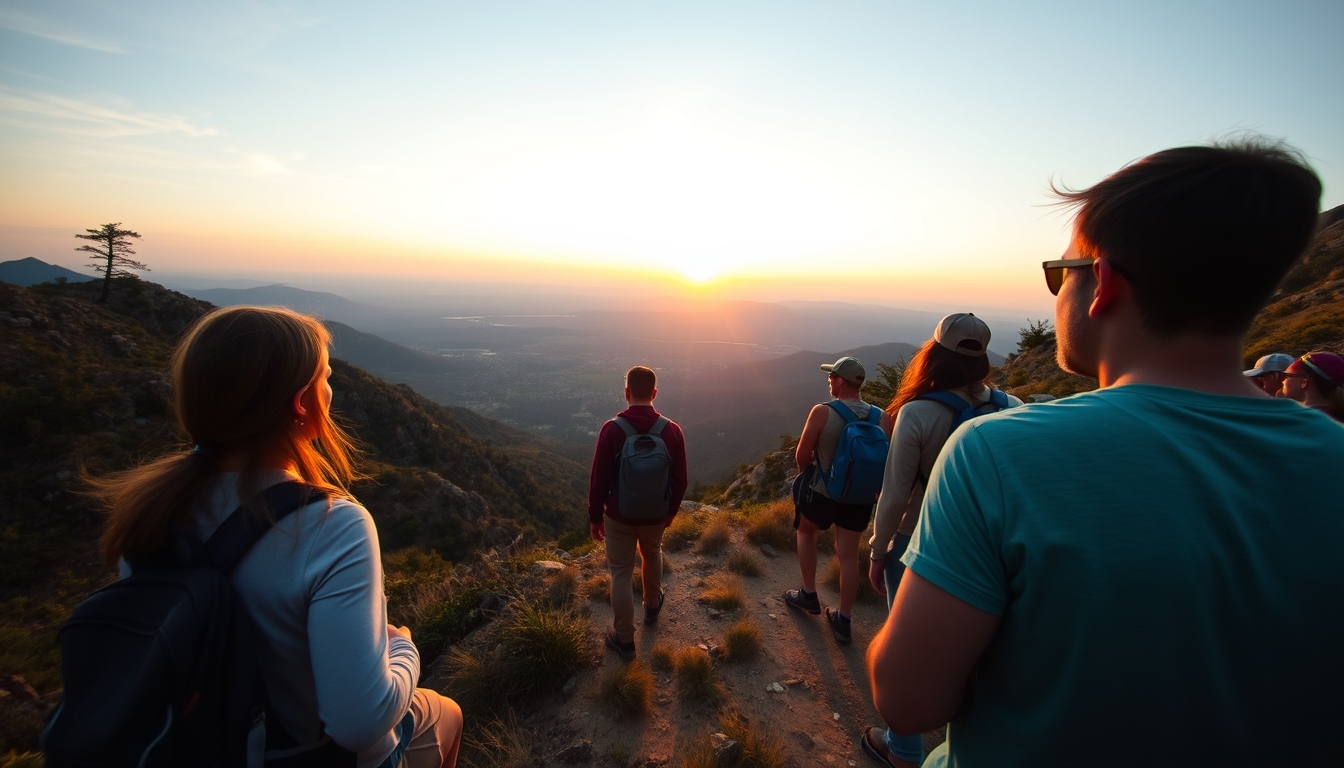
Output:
top-left (918, 388), bottom-right (1011, 434)
top-left (612, 416), bottom-right (673, 520)
top-left (817, 401), bottom-right (889, 505)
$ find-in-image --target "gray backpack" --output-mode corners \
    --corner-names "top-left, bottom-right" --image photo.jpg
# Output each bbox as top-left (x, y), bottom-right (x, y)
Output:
top-left (613, 416), bottom-right (672, 520)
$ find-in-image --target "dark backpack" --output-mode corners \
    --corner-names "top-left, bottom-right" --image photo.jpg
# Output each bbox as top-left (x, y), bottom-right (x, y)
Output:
top-left (42, 481), bottom-right (355, 768)
top-left (817, 401), bottom-right (889, 505)
top-left (612, 415), bottom-right (672, 520)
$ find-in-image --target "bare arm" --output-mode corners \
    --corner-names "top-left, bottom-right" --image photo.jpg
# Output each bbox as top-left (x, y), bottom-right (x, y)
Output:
top-left (796, 404), bottom-right (830, 472)
top-left (867, 570), bottom-right (1000, 734)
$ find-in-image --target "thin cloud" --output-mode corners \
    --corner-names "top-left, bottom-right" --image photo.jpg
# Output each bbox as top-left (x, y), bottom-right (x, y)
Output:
top-left (0, 86), bottom-right (218, 138)
top-left (0, 8), bottom-right (126, 53)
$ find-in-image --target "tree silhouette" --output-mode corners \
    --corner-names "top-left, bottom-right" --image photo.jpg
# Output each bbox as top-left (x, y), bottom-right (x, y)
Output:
top-left (75, 223), bottom-right (147, 303)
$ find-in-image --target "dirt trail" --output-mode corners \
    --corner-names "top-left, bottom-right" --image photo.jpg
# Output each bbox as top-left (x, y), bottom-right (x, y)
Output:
top-left (523, 526), bottom-right (930, 767)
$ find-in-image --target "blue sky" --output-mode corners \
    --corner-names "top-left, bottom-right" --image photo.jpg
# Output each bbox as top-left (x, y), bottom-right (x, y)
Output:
top-left (2, 1), bottom-right (1341, 311)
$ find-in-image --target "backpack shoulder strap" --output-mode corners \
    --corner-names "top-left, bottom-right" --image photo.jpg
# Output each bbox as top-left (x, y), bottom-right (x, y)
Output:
top-left (985, 388), bottom-right (1010, 409)
top-left (825, 400), bottom-right (858, 423)
top-left (612, 417), bottom-right (638, 437)
top-left (864, 404), bottom-right (883, 424)
top-left (918, 390), bottom-right (972, 414)
top-left (647, 416), bottom-right (669, 436)
top-left (205, 481), bottom-right (327, 573)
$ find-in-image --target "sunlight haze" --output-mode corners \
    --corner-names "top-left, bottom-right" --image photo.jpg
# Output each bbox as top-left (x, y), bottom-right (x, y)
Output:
top-left (2, 0), bottom-right (1341, 312)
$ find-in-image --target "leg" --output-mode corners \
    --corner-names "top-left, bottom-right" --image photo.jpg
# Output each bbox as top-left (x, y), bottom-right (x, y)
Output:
top-left (635, 524), bottom-right (664, 608)
top-left (401, 688), bottom-right (464, 768)
top-left (795, 514), bottom-right (820, 593)
top-left (605, 518), bottom-right (638, 642)
top-left (835, 526), bottom-right (861, 616)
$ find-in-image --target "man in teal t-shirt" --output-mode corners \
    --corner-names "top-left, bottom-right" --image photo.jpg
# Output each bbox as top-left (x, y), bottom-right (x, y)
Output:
top-left (865, 140), bottom-right (1343, 767)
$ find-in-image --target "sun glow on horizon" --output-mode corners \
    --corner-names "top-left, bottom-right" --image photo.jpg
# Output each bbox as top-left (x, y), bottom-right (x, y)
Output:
top-left (474, 98), bottom-right (866, 281)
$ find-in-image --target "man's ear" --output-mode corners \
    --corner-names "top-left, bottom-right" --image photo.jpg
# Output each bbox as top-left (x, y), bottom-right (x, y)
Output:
top-left (649, 386), bottom-right (658, 402)
top-left (1088, 258), bottom-right (1127, 319)
top-left (292, 385), bottom-right (312, 419)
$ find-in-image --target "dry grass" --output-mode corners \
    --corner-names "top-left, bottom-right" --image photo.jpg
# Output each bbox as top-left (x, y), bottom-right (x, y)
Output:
top-left (743, 499), bottom-right (797, 552)
top-left (547, 567), bottom-right (581, 609)
top-left (663, 511), bottom-right (706, 550)
top-left (725, 548), bottom-right (763, 577)
top-left (459, 712), bottom-right (535, 768)
top-left (596, 660), bottom-right (655, 718)
top-left (697, 573), bottom-right (746, 610)
top-left (648, 642), bottom-right (677, 671)
top-left (673, 646), bottom-right (722, 703)
top-left (678, 708), bottom-right (786, 768)
top-left (584, 573), bottom-right (610, 602)
top-left (695, 512), bottom-right (733, 556)
top-left (720, 619), bottom-right (762, 662)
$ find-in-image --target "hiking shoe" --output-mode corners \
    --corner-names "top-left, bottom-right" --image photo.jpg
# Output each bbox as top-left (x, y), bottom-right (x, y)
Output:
top-left (604, 629), bottom-right (636, 661)
top-left (825, 607), bottom-right (852, 645)
top-left (861, 726), bottom-right (916, 768)
top-left (783, 588), bottom-right (821, 615)
top-left (643, 590), bottom-right (665, 626)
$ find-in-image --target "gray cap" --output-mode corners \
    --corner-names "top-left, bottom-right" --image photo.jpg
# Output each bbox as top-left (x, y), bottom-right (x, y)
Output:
top-left (934, 313), bottom-right (991, 357)
top-left (821, 356), bottom-right (866, 385)
top-left (1243, 353), bottom-right (1294, 377)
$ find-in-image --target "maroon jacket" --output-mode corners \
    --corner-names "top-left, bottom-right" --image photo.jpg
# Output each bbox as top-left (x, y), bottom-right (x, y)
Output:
top-left (587, 405), bottom-right (688, 526)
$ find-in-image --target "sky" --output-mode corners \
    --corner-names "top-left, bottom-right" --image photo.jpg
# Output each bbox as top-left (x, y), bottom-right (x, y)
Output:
top-left (2, 1), bottom-right (1341, 314)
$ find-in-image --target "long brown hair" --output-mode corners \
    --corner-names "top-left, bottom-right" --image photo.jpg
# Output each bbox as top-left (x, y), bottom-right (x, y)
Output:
top-left (886, 339), bottom-right (992, 418)
top-left (92, 306), bottom-right (364, 565)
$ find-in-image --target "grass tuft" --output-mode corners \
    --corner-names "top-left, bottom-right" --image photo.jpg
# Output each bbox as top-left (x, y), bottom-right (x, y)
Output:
top-left (459, 713), bottom-right (535, 768)
top-left (721, 619), bottom-right (763, 662)
top-left (597, 660), bottom-right (655, 718)
top-left (584, 573), bottom-right (610, 602)
top-left (547, 566), bottom-right (581, 609)
top-left (695, 513), bottom-right (733, 556)
top-left (648, 642), bottom-right (676, 671)
top-left (743, 499), bottom-right (797, 552)
top-left (698, 572), bottom-right (746, 610)
top-left (497, 602), bottom-right (589, 699)
top-left (663, 512), bottom-right (706, 551)
top-left (678, 708), bottom-right (787, 768)
top-left (673, 646), bottom-right (722, 703)
top-left (725, 548), bottom-right (763, 577)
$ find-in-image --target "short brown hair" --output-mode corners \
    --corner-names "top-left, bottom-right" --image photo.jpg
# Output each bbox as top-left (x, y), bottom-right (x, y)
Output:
top-left (1053, 138), bottom-right (1321, 336)
top-left (625, 365), bottom-right (657, 400)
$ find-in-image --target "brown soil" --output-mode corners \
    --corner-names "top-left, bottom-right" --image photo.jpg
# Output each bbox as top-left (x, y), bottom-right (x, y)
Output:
top-left (518, 524), bottom-right (942, 767)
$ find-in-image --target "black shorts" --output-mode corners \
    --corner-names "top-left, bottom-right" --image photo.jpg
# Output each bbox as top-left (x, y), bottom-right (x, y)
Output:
top-left (794, 487), bottom-right (872, 533)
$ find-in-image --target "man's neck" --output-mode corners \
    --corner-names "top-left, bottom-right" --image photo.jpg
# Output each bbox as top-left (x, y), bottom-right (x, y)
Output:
top-left (626, 400), bottom-right (654, 408)
top-left (1096, 325), bottom-right (1262, 396)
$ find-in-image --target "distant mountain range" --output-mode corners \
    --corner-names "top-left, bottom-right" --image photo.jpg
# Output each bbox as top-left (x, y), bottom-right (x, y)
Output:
top-left (0, 256), bottom-right (96, 286)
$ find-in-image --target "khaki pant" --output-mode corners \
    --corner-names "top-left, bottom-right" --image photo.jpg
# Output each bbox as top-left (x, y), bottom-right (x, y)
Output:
top-left (605, 517), bottom-right (665, 641)
top-left (399, 688), bottom-right (463, 768)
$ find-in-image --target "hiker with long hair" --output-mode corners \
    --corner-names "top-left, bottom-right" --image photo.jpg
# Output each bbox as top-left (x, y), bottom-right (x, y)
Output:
top-left (90, 306), bottom-right (462, 768)
top-left (861, 313), bottom-right (1020, 768)
top-left (1280, 351), bottom-right (1344, 421)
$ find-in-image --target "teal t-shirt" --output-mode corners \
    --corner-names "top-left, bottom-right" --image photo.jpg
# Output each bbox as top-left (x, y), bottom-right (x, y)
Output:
top-left (904, 385), bottom-right (1344, 767)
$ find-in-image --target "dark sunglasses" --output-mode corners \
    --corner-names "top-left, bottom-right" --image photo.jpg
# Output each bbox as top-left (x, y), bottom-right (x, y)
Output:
top-left (1041, 258), bottom-right (1094, 295)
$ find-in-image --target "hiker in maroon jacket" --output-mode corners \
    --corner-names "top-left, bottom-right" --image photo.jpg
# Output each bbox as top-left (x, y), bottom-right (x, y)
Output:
top-left (588, 365), bottom-right (688, 661)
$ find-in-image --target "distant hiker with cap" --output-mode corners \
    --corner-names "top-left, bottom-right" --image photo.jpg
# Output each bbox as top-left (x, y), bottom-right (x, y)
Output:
top-left (861, 313), bottom-right (1020, 768)
top-left (785, 355), bottom-right (890, 645)
top-left (1281, 351), bottom-right (1344, 421)
top-left (1243, 352), bottom-right (1295, 395)
top-left (589, 365), bottom-right (688, 661)
top-left (867, 139), bottom-right (1344, 767)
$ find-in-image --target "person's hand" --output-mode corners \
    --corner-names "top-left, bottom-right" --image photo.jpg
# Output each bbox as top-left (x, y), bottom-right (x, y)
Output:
top-left (869, 557), bottom-right (887, 596)
top-left (591, 522), bottom-right (605, 543)
top-left (388, 624), bottom-right (412, 643)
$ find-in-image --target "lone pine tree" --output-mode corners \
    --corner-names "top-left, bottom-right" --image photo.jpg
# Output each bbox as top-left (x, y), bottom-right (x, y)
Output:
top-left (75, 223), bottom-right (147, 303)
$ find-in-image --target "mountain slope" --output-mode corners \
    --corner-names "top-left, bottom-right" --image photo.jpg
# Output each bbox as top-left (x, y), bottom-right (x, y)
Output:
top-left (0, 277), bottom-right (588, 751)
top-left (0, 257), bottom-right (97, 286)
top-left (1243, 203), bottom-right (1344, 360)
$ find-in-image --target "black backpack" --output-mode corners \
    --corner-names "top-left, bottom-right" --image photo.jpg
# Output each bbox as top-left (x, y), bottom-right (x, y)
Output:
top-left (42, 481), bottom-right (356, 768)
top-left (612, 415), bottom-right (673, 520)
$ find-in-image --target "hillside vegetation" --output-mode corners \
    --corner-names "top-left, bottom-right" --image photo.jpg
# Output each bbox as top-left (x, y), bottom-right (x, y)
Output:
top-left (0, 276), bottom-right (589, 754)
